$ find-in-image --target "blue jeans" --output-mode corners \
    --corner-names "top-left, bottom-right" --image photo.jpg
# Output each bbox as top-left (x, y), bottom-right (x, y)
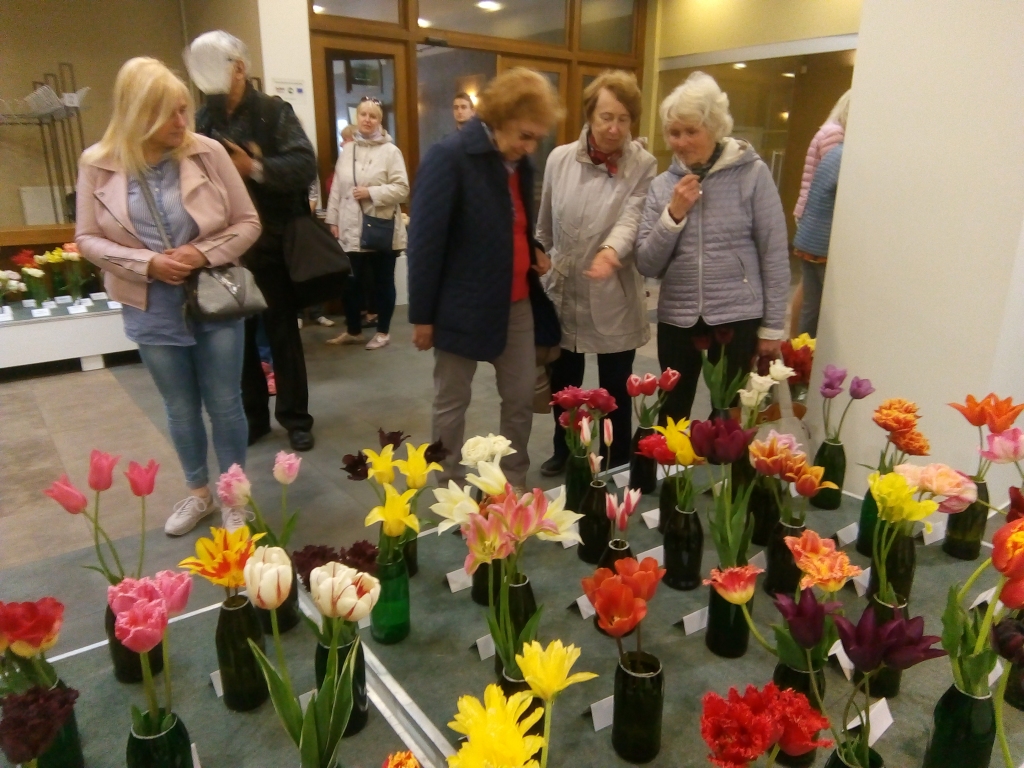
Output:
top-left (345, 250), bottom-right (397, 335)
top-left (798, 260), bottom-right (828, 337)
top-left (138, 320), bottom-right (247, 489)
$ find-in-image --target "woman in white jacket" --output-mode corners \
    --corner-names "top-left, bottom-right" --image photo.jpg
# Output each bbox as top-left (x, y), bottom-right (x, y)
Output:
top-left (326, 96), bottom-right (409, 349)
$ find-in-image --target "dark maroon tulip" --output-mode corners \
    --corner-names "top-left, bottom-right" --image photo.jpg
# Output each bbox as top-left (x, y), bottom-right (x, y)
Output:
top-left (712, 325), bottom-right (735, 346)
top-left (773, 589), bottom-right (842, 649)
top-left (835, 607), bottom-right (892, 674)
top-left (993, 616), bottom-right (1024, 664)
top-left (341, 451), bottom-right (370, 481)
top-left (0, 685), bottom-right (78, 765)
top-left (1009, 487), bottom-right (1024, 523)
top-left (424, 438), bottom-right (451, 465)
top-left (693, 334), bottom-right (712, 352)
top-left (291, 544), bottom-right (342, 589)
top-left (690, 418), bottom-right (757, 464)
top-left (378, 428), bottom-right (410, 449)
top-left (849, 376), bottom-right (876, 400)
top-left (880, 613), bottom-right (946, 670)
top-left (340, 539), bottom-right (380, 575)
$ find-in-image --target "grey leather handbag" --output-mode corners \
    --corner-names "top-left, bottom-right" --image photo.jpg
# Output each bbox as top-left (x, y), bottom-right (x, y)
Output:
top-left (137, 171), bottom-right (266, 321)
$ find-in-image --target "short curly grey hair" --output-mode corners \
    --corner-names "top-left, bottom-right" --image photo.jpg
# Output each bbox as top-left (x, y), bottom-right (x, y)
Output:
top-left (659, 71), bottom-right (734, 141)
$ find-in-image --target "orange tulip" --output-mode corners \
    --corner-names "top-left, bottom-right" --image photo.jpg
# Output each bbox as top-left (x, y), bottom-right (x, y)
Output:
top-left (949, 394), bottom-right (997, 428)
top-left (891, 428), bottom-right (930, 456)
top-left (785, 530), bottom-right (862, 592)
top-left (779, 454), bottom-right (811, 485)
top-left (749, 433), bottom-right (801, 477)
top-left (615, 557), bottom-right (666, 601)
top-left (986, 395), bottom-right (1024, 434)
top-left (793, 468), bottom-right (839, 498)
top-left (581, 567), bottom-right (615, 606)
top-left (704, 565), bottom-right (763, 605)
top-left (1000, 577), bottom-right (1024, 610)
top-left (993, 518), bottom-right (1024, 581)
top-left (589, 576), bottom-right (647, 637)
top-left (873, 408), bottom-right (918, 434)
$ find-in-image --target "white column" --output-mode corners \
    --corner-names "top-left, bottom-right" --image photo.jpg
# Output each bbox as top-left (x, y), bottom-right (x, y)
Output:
top-left (810, 0), bottom-right (1024, 502)
top-left (255, 0), bottom-right (317, 153)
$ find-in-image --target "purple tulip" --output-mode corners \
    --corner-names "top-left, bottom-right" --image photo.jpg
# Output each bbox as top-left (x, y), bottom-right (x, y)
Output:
top-left (773, 588), bottom-right (841, 649)
top-left (690, 418), bottom-right (757, 464)
top-left (881, 613), bottom-right (947, 670)
top-left (849, 376), bottom-right (876, 400)
top-left (835, 606), bottom-right (946, 674)
top-left (819, 383), bottom-right (844, 399)
top-left (834, 607), bottom-right (892, 674)
top-left (819, 364), bottom-right (847, 399)
top-left (993, 617), bottom-right (1024, 665)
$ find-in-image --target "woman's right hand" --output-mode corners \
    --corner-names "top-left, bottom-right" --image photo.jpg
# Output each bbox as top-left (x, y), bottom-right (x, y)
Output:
top-left (668, 174), bottom-right (701, 223)
top-left (147, 253), bottom-right (193, 285)
top-left (329, 224), bottom-right (340, 238)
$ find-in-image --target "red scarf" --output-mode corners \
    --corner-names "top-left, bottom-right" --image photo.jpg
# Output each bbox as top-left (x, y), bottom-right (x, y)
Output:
top-left (587, 132), bottom-right (622, 176)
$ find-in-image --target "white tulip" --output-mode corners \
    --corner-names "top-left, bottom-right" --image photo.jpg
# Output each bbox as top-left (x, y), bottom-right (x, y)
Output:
top-left (310, 561), bottom-right (380, 621)
top-left (769, 359), bottom-right (795, 382)
top-left (738, 389), bottom-right (760, 409)
top-left (580, 415), bottom-right (593, 446)
top-left (431, 480), bottom-right (479, 533)
top-left (485, 433), bottom-right (516, 460)
top-left (748, 373), bottom-right (775, 394)
top-left (460, 436), bottom-right (492, 467)
top-left (243, 546), bottom-right (293, 611)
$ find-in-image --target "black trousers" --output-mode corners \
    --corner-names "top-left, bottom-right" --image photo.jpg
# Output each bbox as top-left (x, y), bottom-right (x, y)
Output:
top-left (657, 317), bottom-right (761, 423)
top-left (241, 233), bottom-right (313, 433)
top-left (549, 348), bottom-right (636, 467)
top-left (345, 251), bottom-right (397, 335)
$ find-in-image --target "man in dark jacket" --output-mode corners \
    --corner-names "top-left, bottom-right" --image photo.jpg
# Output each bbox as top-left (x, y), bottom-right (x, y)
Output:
top-left (408, 69), bottom-right (559, 488)
top-left (187, 31), bottom-right (318, 452)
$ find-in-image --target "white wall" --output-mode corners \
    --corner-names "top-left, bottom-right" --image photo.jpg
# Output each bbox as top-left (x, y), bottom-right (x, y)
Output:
top-left (810, 0), bottom-right (1024, 503)
top-left (255, 0), bottom-right (317, 154)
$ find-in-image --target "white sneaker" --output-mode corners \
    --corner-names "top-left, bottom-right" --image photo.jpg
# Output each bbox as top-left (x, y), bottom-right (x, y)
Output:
top-left (165, 495), bottom-right (216, 536)
top-left (316, 316), bottom-right (335, 327)
top-left (222, 506), bottom-right (255, 533)
top-left (297, 317), bottom-right (304, 329)
top-left (366, 332), bottom-right (390, 350)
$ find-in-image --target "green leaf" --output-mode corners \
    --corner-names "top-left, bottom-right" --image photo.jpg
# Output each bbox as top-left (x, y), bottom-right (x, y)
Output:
top-left (322, 637), bottom-right (357, 766)
top-left (517, 605), bottom-right (544, 649)
top-left (772, 624), bottom-right (806, 670)
top-left (130, 704), bottom-right (146, 734)
top-left (160, 712), bottom-right (175, 732)
top-left (298, 700), bottom-right (321, 768)
top-left (280, 512), bottom-right (299, 548)
top-left (961, 648), bottom-right (998, 695)
top-left (940, 585), bottom-right (967, 656)
top-left (300, 611), bottom-right (329, 646)
top-left (82, 564), bottom-right (120, 585)
top-left (247, 638), bottom-right (303, 746)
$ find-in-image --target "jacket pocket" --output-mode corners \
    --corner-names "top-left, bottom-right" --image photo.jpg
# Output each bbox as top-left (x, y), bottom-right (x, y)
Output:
top-left (590, 267), bottom-right (644, 337)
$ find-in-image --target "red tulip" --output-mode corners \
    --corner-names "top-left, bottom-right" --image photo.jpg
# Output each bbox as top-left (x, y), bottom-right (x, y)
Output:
top-left (776, 687), bottom-right (833, 757)
top-left (692, 334), bottom-right (712, 352)
top-left (114, 597), bottom-right (167, 654)
top-left (713, 325), bottom-right (735, 346)
top-left (551, 385), bottom-right (588, 410)
top-left (993, 518), bottom-right (1024, 581)
top-left (590, 577), bottom-right (646, 637)
top-left (657, 368), bottom-right (681, 392)
top-left (88, 449), bottom-right (120, 492)
top-left (1009, 487), bottom-right (1024, 523)
top-left (585, 388), bottom-right (618, 416)
top-left (1001, 578), bottom-right (1024, 610)
top-left (638, 373), bottom-right (659, 397)
top-left (626, 375), bottom-right (642, 398)
top-left (0, 598), bottom-right (64, 657)
top-left (615, 557), bottom-right (665, 601)
top-left (637, 433), bottom-right (677, 465)
top-left (700, 684), bottom-right (783, 767)
top-left (125, 459), bottom-right (159, 497)
top-left (43, 475), bottom-right (88, 515)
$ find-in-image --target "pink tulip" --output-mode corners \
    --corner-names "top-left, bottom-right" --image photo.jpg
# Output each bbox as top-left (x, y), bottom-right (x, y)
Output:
top-left (44, 475), bottom-right (88, 514)
top-left (580, 416), bottom-right (592, 446)
top-left (217, 464), bottom-right (251, 508)
top-left (88, 449), bottom-right (121, 492)
top-left (114, 597), bottom-right (167, 654)
top-left (981, 428), bottom-right (1024, 464)
top-left (125, 459), bottom-right (159, 497)
top-left (638, 373), bottom-right (659, 397)
top-left (491, 492), bottom-right (557, 545)
top-left (603, 418), bottom-right (614, 447)
top-left (605, 488), bottom-right (641, 532)
top-left (588, 452), bottom-right (602, 474)
top-left (153, 571), bottom-right (192, 617)
top-left (273, 451), bottom-right (302, 485)
top-left (463, 513), bottom-right (514, 575)
top-left (107, 577), bottom-right (162, 616)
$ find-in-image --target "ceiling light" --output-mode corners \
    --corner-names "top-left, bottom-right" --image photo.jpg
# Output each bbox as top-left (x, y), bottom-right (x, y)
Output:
top-left (732, 62), bottom-right (746, 69)
top-left (782, 72), bottom-right (796, 78)
top-left (477, 1), bottom-right (503, 11)
top-left (312, 4), bottom-right (325, 12)
top-left (418, 17), bottom-right (432, 27)
top-left (780, 111), bottom-right (789, 121)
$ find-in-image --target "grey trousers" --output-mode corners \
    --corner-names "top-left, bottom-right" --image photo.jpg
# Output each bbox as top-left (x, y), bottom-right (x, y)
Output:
top-left (798, 260), bottom-right (828, 338)
top-left (432, 299), bottom-right (535, 488)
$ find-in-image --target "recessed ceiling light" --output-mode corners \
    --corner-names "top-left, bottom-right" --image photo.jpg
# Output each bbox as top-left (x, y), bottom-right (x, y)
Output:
top-left (477, 1), bottom-right (503, 11)
top-left (418, 17), bottom-right (432, 27)
top-left (782, 72), bottom-right (796, 78)
top-left (312, 4), bottom-right (325, 13)
top-left (780, 111), bottom-right (789, 121)
top-left (732, 62), bottom-right (747, 69)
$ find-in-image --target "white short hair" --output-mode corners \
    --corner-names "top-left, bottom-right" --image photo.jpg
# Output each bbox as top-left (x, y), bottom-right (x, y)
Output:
top-left (185, 31), bottom-right (250, 94)
top-left (659, 71), bottom-right (733, 141)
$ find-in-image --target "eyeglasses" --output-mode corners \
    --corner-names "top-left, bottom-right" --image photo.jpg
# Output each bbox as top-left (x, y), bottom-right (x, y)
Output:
top-left (359, 96), bottom-right (383, 106)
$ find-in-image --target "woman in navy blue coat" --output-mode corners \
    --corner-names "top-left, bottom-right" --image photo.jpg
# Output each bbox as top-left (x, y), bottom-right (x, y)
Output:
top-left (408, 68), bottom-right (562, 489)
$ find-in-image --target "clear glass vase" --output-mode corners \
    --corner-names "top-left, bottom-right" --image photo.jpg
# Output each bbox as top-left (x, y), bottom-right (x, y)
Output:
top-left (371, 552), bottom-right (411, 644)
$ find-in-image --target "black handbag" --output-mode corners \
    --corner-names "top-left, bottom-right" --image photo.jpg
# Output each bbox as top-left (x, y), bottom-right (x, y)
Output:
top-left (528, 264), bottom-right (561, 348)
top-left (283, 214), bottom-right (351, 309)
top-left (353, 146), bottom-right (396, 252)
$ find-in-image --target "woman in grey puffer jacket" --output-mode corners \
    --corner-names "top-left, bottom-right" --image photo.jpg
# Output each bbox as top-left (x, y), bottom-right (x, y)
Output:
top-left (636, 72), bottom-right (790, 421)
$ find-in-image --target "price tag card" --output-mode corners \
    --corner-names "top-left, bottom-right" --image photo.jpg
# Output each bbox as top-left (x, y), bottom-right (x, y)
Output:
top-left (31, 308), bottom-right (52, 318)
top-left (21, 299), bottom-right (37, 308)
top-left (561, 522), bottom-right (579, 549)
top-left (846, 698), bottom-right (893, 746)
top-left (191, 743), bottom-right (202, 768)
top-left (475, 634), bottom-right (496, 661)
top-left (358, 615), bottom-right (371, 629)
top-left (991, 660), bottom-right (1005, 688)
top-left (637, 545), bottom-right (664, 566)
top-left (613, 469), bottom-right (631, 489)
top-left (78, 297), bottom-right (94, 307)
top-left (42, 300), bottom-right (57, 309)
top-left (210, 670), bottom-right (223, 697)
top-left (55, 295), bottom-right (73, 304)
top-left (970, 586), bottom-right (1005, 613)
top-left (417, 526), bottom-right (436, 538)
top-left (67, 305), bottom-right (88, 315)
top-left (829, 640), bottom-right (854, 680)
top-left (681, 607), bottom-right (709, 635)
top-left (0, 314), bottom-right (11, 322)
top-left (790, 481), bottom-right (801, 498)
top-left (299, 689), bottom-right (315, 712)
top-left (982, 540), bottom-right (994, 550)
top-left (835, 522), bottom-right (859, 548)
top-left (749, 550), bottom-right (767, 570)
top-left (446, 568), bottom-right (473, 593)
top-left (544, 485), bottom-right (565, 501)
top-left (574, 594), bottom-right (596, 620)
top-left (641, 509), bottom-right (660, 529)
top-left (923, 519), bottom-right (946, 546)
top-left (853, 567), bottom-right (871, 597)
top-left (589, 695), bottom-right (614, 731)
top-left (89, 292), bottom-right (108, 300)
top-left (106, 300), bottom-right (123, 310)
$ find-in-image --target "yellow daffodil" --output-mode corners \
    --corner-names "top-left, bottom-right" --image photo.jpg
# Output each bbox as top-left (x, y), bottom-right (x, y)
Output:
top-left (653, 417), bottom-right (702, 466)
top-left (395, 442), bottom-right (443, 490)
top-left (364, 444), bottom-right (396, 485)
top-left (179, 526), bottom-right (265, 589)
top-left (366, 483), bottom-right (419, 538)
top-left (466, 459), bottom-right (508, 497)
top-left (790, 332), bottom-right (816, 352)
top-left (447, 684), bottom-right (544, 768)
top-left (869, 471), bottom-right (938, 524)
top-left (45, 248), bottom-right (65, 263)
top-left (515, 640), bottom-right (597, 703)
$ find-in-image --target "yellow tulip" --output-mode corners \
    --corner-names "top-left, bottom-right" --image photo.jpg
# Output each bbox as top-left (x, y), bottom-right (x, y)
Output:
top-left (365, 483), bottom-right (419, 538)
top-left (790, 332), bottom-right (816, 352)
top-left (364, 444), bottom-right (396, 486)
top-left (653, 417), bottom-right (702, 466)
top-left (179, 526), bottom-right (265, 589)
top-left (447, 684), bottom-right (544, 768)
top-left (395, 443), bottom-right (443, 490)
top-left (515, 640), bottom-right (597, 703)
top-left (868, 471), bottom-right (938, 524)
top-left (466, 460), bottom-right (508, 497)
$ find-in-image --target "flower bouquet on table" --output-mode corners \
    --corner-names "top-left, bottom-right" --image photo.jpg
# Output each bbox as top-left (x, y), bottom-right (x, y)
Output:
top-left (0, 270), bottom-right (27, 309)
top-left (245, 551), bottom-right (367, 768)
top-left (813, 365), bottom-right (875, 509)
top-left (550, 386), bottom-right (618, 510)
top-left (108, 572), bottom-right (194, 767)
top-left (626, 368), bottom-right (680, 493)
top-left (701, 682), bottom-right (832, 768)
top-left (446, 683), bottom-right (546, 768)
top-left (748, 430), bottom-right (837, 596)
top-left (21, 267), bottom-right (48, 304)
top-left (946, 394), bottom-right (1024, 561)
top-left (781, 333), bottom-right (815, 402)
top-left (58, 244), bottom-right (85, 301)
top-left (44, 450), bottom-right (162, 683)
top-left (178, 526), bottom-right (269, 712)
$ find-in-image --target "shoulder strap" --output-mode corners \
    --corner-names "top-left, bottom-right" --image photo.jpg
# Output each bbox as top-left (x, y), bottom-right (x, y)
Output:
top-left (136, 174), bottom-right (172, 251)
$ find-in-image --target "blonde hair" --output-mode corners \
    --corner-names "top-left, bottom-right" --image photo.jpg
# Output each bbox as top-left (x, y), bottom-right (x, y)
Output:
top-left (476, 68), bottom-right (563, 130)
top-left (827, 89), bottom-right (852, 129)
top-left (357, 98), bottom-right (384, 121)
top-left (83, 57), bottom-right (195, 176)
top-left (583, 70), bottom-right (642, 123)
top-left (659, 71), bottom-right (733, 142)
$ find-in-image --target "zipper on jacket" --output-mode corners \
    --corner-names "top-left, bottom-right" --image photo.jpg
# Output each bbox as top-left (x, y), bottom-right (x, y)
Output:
top-left (697, 197), bottom-right (704, 316)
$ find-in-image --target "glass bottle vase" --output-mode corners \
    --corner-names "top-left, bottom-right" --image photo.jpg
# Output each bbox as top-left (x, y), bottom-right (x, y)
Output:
top-left (597, 538), bottom-right (633, 571)
top-left (921, 684), bottom-right (995, 768)
top-left (943, 480), bottom-right (990, 561)
top-left (577, 480), bottom-right (611, 564)
top-left (371, 552), bottom-right (411, 644)
top-left (494, 575), bottom-right (537, 677)
top-left (662, 506), bottom-right (703, 591)
top-left (773, 663), bottom-right (827, 768)
top-left (216, 595), bottom-right (269, 712)
top-left (749, 478), bottom-right (780, 547)
top-left (315, 639), bottom-right (369, 737)
top-left (498, 670), bottom-right (545, 736)
top-left (125, 711), bottom-right (192, 768)
top-left (823, 745), bottom-right (885, 768)
top-left (867, 526), bottom-right (916, 606)
top-left (612, 651), bottom-right (664, 764)
top-left (565, 451), bottom-right (592, 515)
top-left (105, 604), bottom-right (164, 683)
top-left (810, 440), bottom-right (846, 510)
top-left (705, 585), bottom-right (751, 659)
top-left (471, 561), bottom-right (500, 607)
top-left (629, 426), bottom-right (658, 494)
top-left (764, 521), bottom-right (805, 597)
top-left (855, 492), bottom-right (879, 558)
top-left (255, 565), bottom-right (300, 635)
top-left (657, 474), bottom-right (677, 534)
top-left (403, 537), bottom-right (419, 577)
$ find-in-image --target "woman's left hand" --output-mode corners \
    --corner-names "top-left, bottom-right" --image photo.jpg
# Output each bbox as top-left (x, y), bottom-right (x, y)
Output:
top-left (352, 186), bottom-right (372, 201)
top-left (584, 247), bottom-right (621, 280)
top-left (755, 338), bottom-right (783, 365)
top-left (532, 248), bottom-right (551, 276)
top-left (165, 244), bottom-right (207, 269)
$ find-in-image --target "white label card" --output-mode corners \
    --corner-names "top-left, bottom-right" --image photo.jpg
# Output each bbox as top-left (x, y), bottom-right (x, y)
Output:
top-left (561, 522), bottom-right (579, 549)
top-left (21, 299), bottom-right (37, 308)
top-left (991, 660), bottom-right (1005, 688)
top-left (79, 298), bottom-right (94, 307)
top-left (590, 695), bottom-right (614, 731)
top-left (637, 545), bottom-right (664, 566)
top-left (829, 640), bottom-right (854, 681)
top-left (575, 595), bottom-right (596, 620)
top-left (789, 481), bottom-right (800, 498)
top-left (358, 615), bottom-right (371, 629)
top-left (641, 509), bottom-right (660, 529)
top-left (835, 523), bottom-right (859, 548)
top-left (544, 485), bottom-right (565, 501)
top-left (0, 314), bottom-right (11, 323)
top-left (853, 567), bottom-right (871, 597)
top-left (613, 470), bottom-right (631, 489)
top-left (476, 634), bottom-right (496, 661)
top-left (210, 670), bottom-right (223, 697)
top-left (846, 698), bottom-right (893, 746)
top-left (191, 743), bottom-right (202, 768)
top-left (970, 587), bottom-right (1005, 614)
top-left (446, 568), bottom-right (474, 593)
top-left (67, 305), bottom-right (88, 315)
top-left (923, 520), bottom-right (947, 546)
top-left (90, 292), bottom-right (108, 300)
top-left (749, 550), bottom-right (767, 570)
top-left (417, 526), bottom-right (436, 538)
top-left (42, 300), bottom-right (57, 308)
top-left (299, 689), bottom-right (315, 712)
top-left (106, 300), bottom-right (123, 309)
top-left (982, 541), bottom-right (994, 550)
top-left (682, 607), bottom-right (709, 635)
top-left (31, 308), bottom-right (52, 318)
top-left (0, 305), bottom-right (10, 315)
top-left (55, 295), bottom-right (73, 304)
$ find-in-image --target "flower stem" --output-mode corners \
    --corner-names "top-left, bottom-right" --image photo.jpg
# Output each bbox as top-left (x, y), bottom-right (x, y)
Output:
top-left (973, 577), bottom-right (1007, 656)
top-left (136, 496), bottom-right (146, 579)
top-left (765, 743), bottom-right (781, 768)
top-left (834, 397), bottom-right (855, 443)
top-left (957, 558), bottom-right (993, 603)
top-left (30, 656), bottom-right (56, 689)
top-left (270, 608), bottom-right (293, 695)
top-left (162, 634), bottom-right (173, 715)
top-left (540, 700), bottom-right (553, 768)
top-left (614, 636), bottom-right (625, 667)
top-left (994, 663), bottom-right (1013, 768)
top-left (807, 649), bottom-right (843, 747)
top-left (87, 495), bottom-right (113, 581)
top-left (740, 603), bottom-right (776, 656)
top-left (140, 650), bottom-right (160, 728)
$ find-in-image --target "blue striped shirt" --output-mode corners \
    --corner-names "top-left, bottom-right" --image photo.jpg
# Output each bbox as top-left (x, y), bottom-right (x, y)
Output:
top-left (793, 143), bottom-right (843, 259)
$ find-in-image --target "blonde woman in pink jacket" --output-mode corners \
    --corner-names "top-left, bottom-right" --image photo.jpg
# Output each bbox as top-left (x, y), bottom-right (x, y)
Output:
top-left (76, 58), bottom-right (261, 536)
top-left (787, 89), bottom-right (849, 335)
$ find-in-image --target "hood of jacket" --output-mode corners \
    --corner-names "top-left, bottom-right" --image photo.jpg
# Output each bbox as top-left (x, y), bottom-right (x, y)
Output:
top-left (666, 137), bottom-right (755, 179)
top-left (354, 129), bottom-right (394, 147)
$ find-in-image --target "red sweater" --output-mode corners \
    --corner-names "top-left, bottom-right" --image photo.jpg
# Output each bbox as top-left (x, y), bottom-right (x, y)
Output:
top-left (508, 170), bottom-right (531, 303)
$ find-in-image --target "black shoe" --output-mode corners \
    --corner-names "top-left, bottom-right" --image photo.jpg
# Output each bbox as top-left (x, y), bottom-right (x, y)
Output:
top-left (289, 429), bottom-right (315, 452)
top-left (540, 454), bottom-right (568, 477)
top-left (248, 423), bottom-right (271, 447)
